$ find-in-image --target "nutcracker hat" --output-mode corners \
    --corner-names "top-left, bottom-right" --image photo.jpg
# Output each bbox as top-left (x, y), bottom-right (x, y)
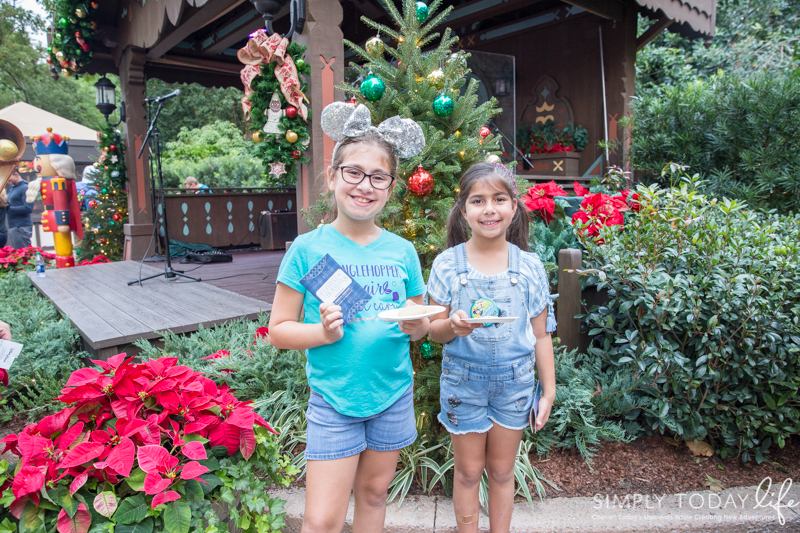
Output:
top-left (32, 127), bottom-right (70, 155)
top-left (0, 119), bottom-right (25, 195)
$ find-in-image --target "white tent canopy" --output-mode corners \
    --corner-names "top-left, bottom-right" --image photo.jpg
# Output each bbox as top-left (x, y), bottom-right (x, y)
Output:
top-left (0, 102), bottom-right (98, 140)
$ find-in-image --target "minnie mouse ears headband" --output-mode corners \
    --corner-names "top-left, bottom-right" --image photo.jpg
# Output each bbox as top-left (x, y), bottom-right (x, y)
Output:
top-left (321, 102), bottom-right (425, 159)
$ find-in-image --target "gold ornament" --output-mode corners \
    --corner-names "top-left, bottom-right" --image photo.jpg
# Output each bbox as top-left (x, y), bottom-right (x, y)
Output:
top-left (455, 130), bottom-right (461, 137)
top-left (90, 21), bottom-right (97, 30)
top-left (75, 7), bottom-right (86, 18)
top-left (427, 69), bottom-right (444, 90)
top-left (486, 154), bottom-right (502, 163)
top-left (365, 36), bottom-right (384, 56)
top-left (415, 76), bottom-right (425, 83)
top-left (285, 130), bottom-right (298, 143)
top-left (56, 51), bottom-right (64, 60)
top-left (0, 140), bottom-right (19, 161)
top-left (252, 131), bottom-right (263, 143)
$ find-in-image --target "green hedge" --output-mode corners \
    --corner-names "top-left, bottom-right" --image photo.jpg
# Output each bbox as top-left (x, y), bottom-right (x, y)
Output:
top-left (629, 73), bottom-right (800, 211)
top-left (579, 175), bottom-right (800, 462)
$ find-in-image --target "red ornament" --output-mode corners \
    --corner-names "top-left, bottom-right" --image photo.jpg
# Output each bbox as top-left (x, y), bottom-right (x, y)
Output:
top-left (89, 200), bottom-right (98, 208)
top-left (112, 213), bottom-right (122, 221)
top-left (408, 165), bottom-right (434, 197)
top-left (90, 2), bottom-right (98, 8)
top-left (81, 43), bottom-right (90, 52)
top-left (74, 31), bottom-right (81, 37)
top-left (104, 165), bottom-right (108, 170)
top-left (479, 126), bottom-right (491, 139)
top-left (285, 106), bottom-right (298, 119)
top-left (292, 150), bottom-right (301, 159)
top-left (109, 144), bottom-right (116, 151)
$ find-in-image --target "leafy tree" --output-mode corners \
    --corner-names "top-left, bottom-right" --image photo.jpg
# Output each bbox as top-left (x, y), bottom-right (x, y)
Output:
top-left (161, 121), bottom-right (265, 188)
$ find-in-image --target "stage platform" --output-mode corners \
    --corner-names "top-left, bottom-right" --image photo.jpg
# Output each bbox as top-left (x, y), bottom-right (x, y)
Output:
top-left (27, 250), bottom-right (284, 358)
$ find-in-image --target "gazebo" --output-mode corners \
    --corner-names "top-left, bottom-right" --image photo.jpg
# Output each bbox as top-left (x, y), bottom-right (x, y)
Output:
top-left (81, 0), bottom-right (715, 260)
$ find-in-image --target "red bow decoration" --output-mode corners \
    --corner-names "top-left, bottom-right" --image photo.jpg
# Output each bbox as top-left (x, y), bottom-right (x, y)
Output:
top-left (238, 30), bottom-right (308, 121)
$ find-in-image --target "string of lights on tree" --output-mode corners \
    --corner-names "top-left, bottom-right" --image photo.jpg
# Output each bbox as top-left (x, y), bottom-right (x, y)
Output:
top-left (46, 0), bottom-right (99, 77)
top-left (76, 123), bottom-right (127, 261)
top-left (246, 42), bottom-right (312, 184)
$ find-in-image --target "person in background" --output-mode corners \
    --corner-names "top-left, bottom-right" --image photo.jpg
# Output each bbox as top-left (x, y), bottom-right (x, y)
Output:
top-left (0, 188), bottom-right (8, 248)
top-left (183, 176), bottom-right (210, 193)
top-left (6, 170), bottom-right (33, 249)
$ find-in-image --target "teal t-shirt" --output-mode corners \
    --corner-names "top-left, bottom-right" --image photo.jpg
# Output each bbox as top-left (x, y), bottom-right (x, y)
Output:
top-left (276, 225), bottom-right (425, 417)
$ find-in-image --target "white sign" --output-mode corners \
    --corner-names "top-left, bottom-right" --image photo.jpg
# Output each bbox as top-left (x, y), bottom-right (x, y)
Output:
top-left (0, 339), bottom-right (23, 370)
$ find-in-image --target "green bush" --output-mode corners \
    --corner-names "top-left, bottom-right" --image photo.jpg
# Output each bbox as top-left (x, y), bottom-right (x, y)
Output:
top-left (629, 72), bottom-right (800, 211)
top-left (579, 174), bottom-right (800, 462)
top-left (0, 271), bottom-right (85, 420)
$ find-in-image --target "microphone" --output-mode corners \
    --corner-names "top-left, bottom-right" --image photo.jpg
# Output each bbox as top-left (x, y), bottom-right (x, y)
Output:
top-left (143, 89), bottom-right (181, 103)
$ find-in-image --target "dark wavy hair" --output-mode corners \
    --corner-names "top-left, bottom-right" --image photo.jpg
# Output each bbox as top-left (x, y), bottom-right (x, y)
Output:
top-left (445, 162), bottom-right (529, 251)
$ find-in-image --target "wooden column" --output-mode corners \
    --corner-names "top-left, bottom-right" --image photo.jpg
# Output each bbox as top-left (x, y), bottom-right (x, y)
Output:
top-left (556, 248), bottom-right (582, 352)
top-left (600, 3), bottom-right (637, 171)
top-left (293, 0), bottom-right (344, 233)
top-left (119, 47), bottom-right (155, 260)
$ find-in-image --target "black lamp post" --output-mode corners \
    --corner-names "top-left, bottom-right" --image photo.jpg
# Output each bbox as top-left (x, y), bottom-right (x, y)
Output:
top-left (94, 76), bottom-right (126, 125)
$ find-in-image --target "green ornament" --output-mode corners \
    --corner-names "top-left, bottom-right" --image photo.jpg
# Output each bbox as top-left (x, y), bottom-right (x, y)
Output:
top-left (420, 341), bottom-right (434, 359)
top-left (415, 1), bottom-right (429, 23)
top-left (433, 94), bottom-right (454, 117)
top-left (103, 133), bottom-right (109, 139)
top-left (101, 188), bottom-right (108, 194)
top-left (46, 46), bottom-right (52, 53)
top-left (360, 73), bottom-right (386, 102)
top-left (109, 221), bottom-right (115, 226)
top-left (59, 17), bottom-right (68, 27)
top-left (295, 58), bottom-right (306, 69)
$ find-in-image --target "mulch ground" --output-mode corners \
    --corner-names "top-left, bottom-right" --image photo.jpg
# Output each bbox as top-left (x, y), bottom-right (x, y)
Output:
top-left (530, 433), bottom-right (800, 498)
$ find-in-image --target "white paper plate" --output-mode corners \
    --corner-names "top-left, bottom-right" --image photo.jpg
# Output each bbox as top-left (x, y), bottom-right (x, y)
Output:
top-left (379, 306), bottom-right (446, 322)
top-left (461, 316), bottom-right (520, 324)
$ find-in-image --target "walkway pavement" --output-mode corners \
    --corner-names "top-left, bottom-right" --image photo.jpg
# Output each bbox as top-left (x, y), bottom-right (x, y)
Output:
top-left (275, 482), bottom-right (800, 532)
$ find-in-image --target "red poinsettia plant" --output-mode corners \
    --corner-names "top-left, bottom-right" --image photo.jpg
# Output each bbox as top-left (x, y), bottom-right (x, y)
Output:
top-left (571, 182), bottom-right (642, 241)
top-left (0, 353), bottom-right (278, 533)
top-left (521, 181), bottom-right (567, 224)
top-left (0, 246), bottom-right (55, 270)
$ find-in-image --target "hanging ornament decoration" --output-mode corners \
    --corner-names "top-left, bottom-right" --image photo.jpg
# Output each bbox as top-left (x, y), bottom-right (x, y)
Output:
top-left (252, 131), bottom-right (264, 143)
top-left (285, 105), bottom-right (298, 119)
top-left (237, 29), bottom-right (309, 121)
top-left (112, 213), bottom-right (121, 222)
top-left (269, 161), bottom-right (287, 180)
top-left (75, 7), bottom-right (86, 18)
top-left (408, 165), bottom-right (434, 197)
top-left (486, 154), bottom-right (502, 163)
top-left (0, 139), bottom-right (19, 161)
top-left (415, 1), bottom-right (429, 23)
top-left (433, 94), bottom-right (454, 117)
top-left (479, 126), bottom-right (492, 139)
top-left (360, 72), bottom-right (386, 102)
top-left (292, 150), bottom-right (301, 159)
top-left (420, 340), bottom-right (434, 360)
top-left (427, 69), bottom-right (444, 89)
top-left (285, 130), bottom-right (299, 143)
top-left (365, 36), bottom-right (384, 56)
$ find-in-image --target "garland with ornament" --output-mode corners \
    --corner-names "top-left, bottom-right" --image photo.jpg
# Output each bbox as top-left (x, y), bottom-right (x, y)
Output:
top-left (46, 0), bottom-right (99, 76)
top-left (237, 34), bottom-right (311, 184)
top-left (76, 124), bottom-right (128, 261)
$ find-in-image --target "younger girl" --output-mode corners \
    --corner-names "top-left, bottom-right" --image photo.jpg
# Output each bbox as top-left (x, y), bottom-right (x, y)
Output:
top-left (269, 103), bottom-right (428, 533)
top-left (427, 162), bottom-right (557, 532)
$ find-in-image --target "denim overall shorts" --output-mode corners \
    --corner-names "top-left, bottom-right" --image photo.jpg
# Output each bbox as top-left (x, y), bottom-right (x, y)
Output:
top-left (437, 243), bottom-right (537, 434)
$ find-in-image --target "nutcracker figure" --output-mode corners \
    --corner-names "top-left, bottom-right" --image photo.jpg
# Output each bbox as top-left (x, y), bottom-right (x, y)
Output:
top-left (32, 127), bottom-right (83, 268)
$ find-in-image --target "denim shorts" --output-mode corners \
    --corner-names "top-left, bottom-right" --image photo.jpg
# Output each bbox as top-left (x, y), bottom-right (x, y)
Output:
top-left (305, 384), bottom-right (417, 460)
top-left (438, 354), bottom-right (537, 434)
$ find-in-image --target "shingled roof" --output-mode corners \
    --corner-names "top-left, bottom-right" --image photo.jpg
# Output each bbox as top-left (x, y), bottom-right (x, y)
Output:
top-left (636, 0), bottom-right (717, 38)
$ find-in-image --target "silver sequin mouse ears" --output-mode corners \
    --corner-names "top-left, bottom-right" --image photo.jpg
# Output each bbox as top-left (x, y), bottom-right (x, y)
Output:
top-left (320, 102), bottom-right (425, 159)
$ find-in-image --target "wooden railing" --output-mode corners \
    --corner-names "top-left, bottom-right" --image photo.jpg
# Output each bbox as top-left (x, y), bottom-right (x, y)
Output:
top-left (555, 248), bottom-right (608, 352)
top-left (160, 187), bottom-right (296, 248)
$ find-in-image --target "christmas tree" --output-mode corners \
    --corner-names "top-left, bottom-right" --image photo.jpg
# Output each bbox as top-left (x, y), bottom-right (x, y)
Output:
top-left (336, 0), bottom-right (503, 433)
top-left (76, 124), bottom-right (128, 262)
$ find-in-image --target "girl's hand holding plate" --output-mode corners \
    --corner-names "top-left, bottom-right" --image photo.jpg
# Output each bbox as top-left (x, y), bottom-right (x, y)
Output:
top-left (450, 309), bottom-right (482, 337)
top-left (398, 300), bottom-right (428, 337)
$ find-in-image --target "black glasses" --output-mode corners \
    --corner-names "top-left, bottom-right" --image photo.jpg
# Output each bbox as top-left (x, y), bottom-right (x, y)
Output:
top-left (338, 166), bottom-right (395, 190)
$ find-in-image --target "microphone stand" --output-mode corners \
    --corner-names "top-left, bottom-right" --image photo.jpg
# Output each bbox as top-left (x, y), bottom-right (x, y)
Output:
top-left (128, 99), bottom-right (200, 285)
top-left (490, 121), bottom-right (534, 169)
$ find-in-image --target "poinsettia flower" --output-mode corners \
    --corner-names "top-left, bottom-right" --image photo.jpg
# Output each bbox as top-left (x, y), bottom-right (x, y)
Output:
top-left (521, 181), bottom-right (567, 224)
top-left (201, 350), bottom-right (231, 360)
top-left (572, 192), bottom-right (626, 241)
top-left (254, 327), bottom-right (270, 345)
top-left (573, 181), bottom-right (589, 196)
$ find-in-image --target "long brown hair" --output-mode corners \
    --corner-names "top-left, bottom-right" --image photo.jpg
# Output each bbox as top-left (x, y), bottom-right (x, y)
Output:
top-left (445, 162), bottom-right (529, 251)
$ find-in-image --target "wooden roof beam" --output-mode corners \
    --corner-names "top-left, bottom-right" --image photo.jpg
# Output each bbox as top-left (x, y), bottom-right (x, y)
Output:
top-left (148, 54), bottom-right (243, 74)
top-left (202, 3), bottom-right (289, 55)
top-left (560, 0), bottom-right (624, 20)
top-left (636, 15), bottom-right (672, 50)
top-left (146, 0), bottom-right (246, 59)
top-left (433, 0), bottom-right (543, 31)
